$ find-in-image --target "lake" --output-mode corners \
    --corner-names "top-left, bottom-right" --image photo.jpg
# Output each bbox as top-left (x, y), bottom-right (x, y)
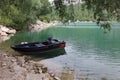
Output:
top-left (1, 22), bottom-right (120, 80)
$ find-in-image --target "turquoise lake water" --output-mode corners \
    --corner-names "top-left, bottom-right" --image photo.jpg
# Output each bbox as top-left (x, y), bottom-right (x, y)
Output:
top-left (3, 22), bottom-right (120, 80)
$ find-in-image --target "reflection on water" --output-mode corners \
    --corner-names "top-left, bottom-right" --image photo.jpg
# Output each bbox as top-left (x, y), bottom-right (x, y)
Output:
top-left (40, 26), bottom-right (120, 80)
top-left (1, 22), bottom-right (120, 80)
top-left (28, 48), bottom-right (66, 60)
top-left (11, 46), bottom-right (66, 60)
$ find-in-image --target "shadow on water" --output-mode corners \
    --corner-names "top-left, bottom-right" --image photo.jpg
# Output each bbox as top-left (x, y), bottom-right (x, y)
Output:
top-left (15, 48), bottom-right (66, 60)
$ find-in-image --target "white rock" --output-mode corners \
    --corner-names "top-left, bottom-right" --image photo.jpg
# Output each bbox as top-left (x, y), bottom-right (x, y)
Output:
top-left (8, 29), bottom-right (16, 34)
top-left (0, 26), bottom-right (9, 32)
top-left (28, 20), bottom-right (55, 31)
top-left (2, 63), bottom-right (7, 68)
top-left (11, 59), bottom-right (16, 62)
top-left (0, 31), bottom-right (8, 36)
top-left (54, 76), bottom-right (61, 80)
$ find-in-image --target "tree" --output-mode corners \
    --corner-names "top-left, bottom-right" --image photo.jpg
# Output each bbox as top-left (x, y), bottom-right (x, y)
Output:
top-left (0, 0), bottom-right (50, 29)
top-left (53, 0), bottom-right (120, 32)
top-left (83, 0), bottom-right (120, 31)
top-left (53, 0), bottom-right (120, 21)
top-left (54, 0), bottom-right (67, 21)
top-left (83, 0), bottom-right (120, 21)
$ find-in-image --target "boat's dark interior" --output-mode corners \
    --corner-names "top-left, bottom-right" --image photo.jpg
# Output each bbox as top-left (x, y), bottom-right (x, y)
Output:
top-left (14, 39), bottom-right (60, 48)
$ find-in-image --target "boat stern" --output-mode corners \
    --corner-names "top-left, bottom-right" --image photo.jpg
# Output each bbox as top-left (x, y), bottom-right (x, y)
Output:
top-left (60, 41), bottom-right (66, 48)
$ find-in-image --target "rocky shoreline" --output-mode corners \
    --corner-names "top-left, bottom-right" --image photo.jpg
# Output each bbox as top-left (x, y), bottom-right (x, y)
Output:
top-left (0, 25), bottom-right (16, 36)
top-left (0, 51), bottom-right (60, 80)
top-left (0, 21), bottom-right (61, 80)
top-left (28, 20), bottom-right (58, 32)
top-left (0, 25), bottom-right (16, 43)
top-left (0, 20), bottom-right (59, 43)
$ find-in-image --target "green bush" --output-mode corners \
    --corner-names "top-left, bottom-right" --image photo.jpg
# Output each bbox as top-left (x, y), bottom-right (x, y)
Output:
top-left (0, 0), bottom-right (51, 30)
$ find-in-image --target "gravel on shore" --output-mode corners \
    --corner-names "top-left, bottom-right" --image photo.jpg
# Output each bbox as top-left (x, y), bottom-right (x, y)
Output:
top-left (0, 50), bottom-right (60, 80)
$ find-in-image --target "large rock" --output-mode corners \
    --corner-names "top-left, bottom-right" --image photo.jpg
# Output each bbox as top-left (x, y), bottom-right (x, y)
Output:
top-left (0, 25), bottom-right (9, 32)
top-left (0, 30), bottom-right (8, 36)
top-left (28, 20), bottom-right (55, 31)
top-left (0, 25), bottom-right (16, 43)
top-left (0, 25), bottom-right (16, 35)
top-left (8, 29), bottom-right (16, 34)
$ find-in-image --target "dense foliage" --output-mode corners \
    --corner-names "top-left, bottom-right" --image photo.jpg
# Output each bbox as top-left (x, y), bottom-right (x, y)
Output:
top-left (54, 0), bottom-right (120, 22)
top-left (53, 0), bottom-right (119, 32)
top-left (0, 0), bottom-right (50, 29)
top-left (83, 0), bottom-right (120, 21)
top-left (82, 0), bottom-right (120, 31)
top-left (53, 0), bottom-right (95, 22)
top-left (72, 4), bottom-right (95, 21)
top-left (54, 0), bottom-right (67, 22)
top-left (0, 0), bottom-right (119, 30)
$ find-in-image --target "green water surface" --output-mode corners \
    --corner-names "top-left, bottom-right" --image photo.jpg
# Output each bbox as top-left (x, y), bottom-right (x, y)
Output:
top-left (1, 22), bottom-right (120, 80)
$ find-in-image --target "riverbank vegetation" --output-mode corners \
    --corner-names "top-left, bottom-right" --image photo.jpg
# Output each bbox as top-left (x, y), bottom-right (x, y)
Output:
top-left (0, 0), bottom-right (51, 30)
top-left (0, 0), bottom-right (119, 30)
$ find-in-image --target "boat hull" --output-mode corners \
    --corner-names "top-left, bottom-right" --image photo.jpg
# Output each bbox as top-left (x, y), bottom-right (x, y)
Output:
top-left (11, 39), bottom-right (66, 55)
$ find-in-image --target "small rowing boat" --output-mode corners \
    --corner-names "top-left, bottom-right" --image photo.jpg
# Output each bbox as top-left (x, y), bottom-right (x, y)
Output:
top-left (11, 39), bottom-right (66, 55)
